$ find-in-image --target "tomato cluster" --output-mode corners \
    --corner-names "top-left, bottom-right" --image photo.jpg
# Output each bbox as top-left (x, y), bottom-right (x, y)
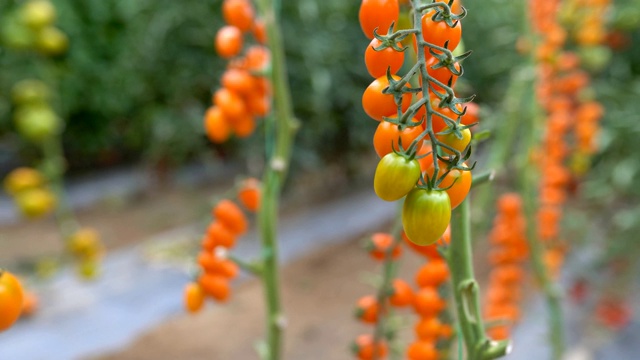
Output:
top-left (3, 167), bottom-right (56, 219)
top-left (359, 0), bottom-right (474, 247)
top-left (482, 194), bottom-right (529, 341)
top-left (353, 229), bottom-right (453, 360)
top-left (0, 0), bottom-right (68, 55)
top-left (184, 178), bottom-right (261, 313)
top-left (206, 0), bottom-right (271, 143)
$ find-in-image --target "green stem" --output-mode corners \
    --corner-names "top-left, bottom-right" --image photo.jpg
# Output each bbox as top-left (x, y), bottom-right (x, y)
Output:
top-left (372, 206), bottom-right (404, 360)
top-left (449, 198), bottom-right (509, 360)
top-left (254, 0), bottom-right (298, 359)
top-left (41, 137), bottom-right (79, 239)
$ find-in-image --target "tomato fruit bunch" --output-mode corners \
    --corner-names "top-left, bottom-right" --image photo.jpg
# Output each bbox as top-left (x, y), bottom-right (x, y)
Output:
top-left (359, 0), bottom-right (476, 247)
top-left (3, 166), bottom-right (56, 219)
top-left (0, 0), bottom-right (68, 55)
top-left (206, 0), bottom-right (271, 143)
top-left (66, 227), bottom-right (106, 280)
top-left (184, 178), bottom-right (261, 313)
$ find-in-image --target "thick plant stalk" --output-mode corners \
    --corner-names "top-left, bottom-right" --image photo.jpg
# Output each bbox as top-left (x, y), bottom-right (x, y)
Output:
top-left (254, 0), bottom-right (298, 359)
top-left (449, 198), bottom-right (509, 360)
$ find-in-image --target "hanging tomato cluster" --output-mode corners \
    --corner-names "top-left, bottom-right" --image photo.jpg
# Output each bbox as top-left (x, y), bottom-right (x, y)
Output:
top-left (352, 228), bottom-right (454, 360)
top-left (183, 178), bottom-right (261, 313)
top-left (529, 0), bottom-right (607, 280)
top-left (482, 194), bottom-right (529, 341)
top-left (3, 167), bottom-right (56, 218)
top-left (359, 0), bottom-right (475, 247)
top-left (0, 0), bottom-right (68, 55)
top-left (205, 0), bottom-right (271, 143)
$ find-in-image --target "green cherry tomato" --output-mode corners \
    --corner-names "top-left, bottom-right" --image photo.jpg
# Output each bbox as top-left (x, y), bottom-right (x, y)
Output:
top-left (374, 153), bottom-right (421, 201)
top-left (402, 188), bottom-right (451, 246)
top-left (14, 104), bottom-right (62, 142)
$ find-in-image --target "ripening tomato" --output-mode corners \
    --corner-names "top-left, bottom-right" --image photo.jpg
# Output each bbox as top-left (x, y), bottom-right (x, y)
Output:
top-left (3, 167), bottom-right (44, 195)
top-left (238, 178), bottom-right (261, 211)
top-left (368, 232), bottom-right (401, 260)
top-left (0, 271), bottom-right (24, 331)
top-left (252, 19), bottom-right (267, 44)
top-left (11, 79), bottom-right (50, 105)
top-left (373, 119), bottom-right (423, 158)
top-left (402, 188), bottom-right (451, 245)
top-left (183, 283), bottom-right (204, 313)
top-left (414, 317), bottom-right (442, 340)
top-left (215, 26), bottom-right (243, 58)
top-left (213, 200), bottom-right (248, 235)
top-left (364, 38), bottom-right (405, 78)
top-left (413, 287), bottom-right (445, 317)
top-left (355, 295), bottom-right (379, 323)
top-left (214, 88), bottom-right (247, 120)
top-left (222, 0), bottom-right (255, 32)
top-left (359, 0), bottom-right (399, 39)
top-left (389, 279), bottom-right (414, 307)
top-left (221, 69), bottom-right (255, 95)
top-left (415, 259), bottom-right (449, 287)
top-left (421, 95), bottom-right (463, 134)
top-left (436, 126), bottom-right (471, 155)
top-left (362, 75), bottom-right (411, 121)
top-left (407, 341), bottom-right (438, 360)
top-left (36, 27), bottom-right (68, 55)
top-left (21, 0), bottom-right (56, 29)
top-left (353, 334), bottom-right (388, 360)
top-left (421, 11), bottom-right (462, 51)
top-left (203, 106), bottom-right (231, 143)
top-left (423, 161), bottom-right (471, 210)
top-left (198, 273), bottom-right (230, 302)
top-left (374, 153), bottom-right (421, 201)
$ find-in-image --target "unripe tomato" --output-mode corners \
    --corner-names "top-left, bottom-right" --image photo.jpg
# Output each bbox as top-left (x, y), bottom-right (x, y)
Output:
top-left (436, 126), bottom-right (471, 155)
top-left (402, 188), bottom-right (450, 245)
top-left (14, 104), bottom-right (62, 142)
top-left (76, 258), bottom-right (100, 280)
top-left (1, 17), bottom-right (35, 49)
top-left (14, 188), bottom-right (56, 218)
top-left (21, 0), bottom-right (56, 29)
top-left (421, 11), bottom-right (462, 51)
top-left (215, 26), bottom-right (243, 58)
top-left (373, 119), bottom-right (423, 158)
top-left (0, 271), bottom-right (24, 331)
top-left (359, 0), bottom-right (399, 39)
top-left (364, 38), bottom-right (405, 78)
top-left (11, 79), bottom-right (50, 105)
top-left (362, 75), bottom-right (411, 121)
top-left (374, 153), bottom-right (421, 201)
top-left (66, 228), bottom-right (103, 260)
top-left (36, 27), bottom-right (68, 55)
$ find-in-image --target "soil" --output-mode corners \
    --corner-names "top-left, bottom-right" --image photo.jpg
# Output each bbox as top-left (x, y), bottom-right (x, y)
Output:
top-left (93, 238), bottom-right (426, 360)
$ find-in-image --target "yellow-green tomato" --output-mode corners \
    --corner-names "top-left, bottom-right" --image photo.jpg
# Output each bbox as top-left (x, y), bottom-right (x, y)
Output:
top-left (11, 79), bottom-right (50, 105)
top-left (14, 104), bottom-right (62, 142)
top-left (36, 27), bottom-right (68, 55)
top-left (374, 153), bottom-right (421, 202)
top-left (21, 0), bottom-right (57, 29)
top-left (436, 127), bottom-right (471, 155)
top-left (402, 188), bottom-right (451, 246)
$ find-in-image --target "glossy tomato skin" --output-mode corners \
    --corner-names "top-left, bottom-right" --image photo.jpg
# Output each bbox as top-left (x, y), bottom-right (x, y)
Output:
top-left (362, 75), bottom-right (411, 121)
top-left (373, 119), bottom-right (423, 158)
top-left (402, 188), bottom-right (451, 245)
top-left (365, 38), bottom-right (405, 78)
top-left (374, 153), bottom-right (421, 201)
top-left (0, 271), bottom-right (24, 331)
top-left (421, 11), bottom-right (462, 51)
top-left (359, 0), bottom-right (400, 39)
